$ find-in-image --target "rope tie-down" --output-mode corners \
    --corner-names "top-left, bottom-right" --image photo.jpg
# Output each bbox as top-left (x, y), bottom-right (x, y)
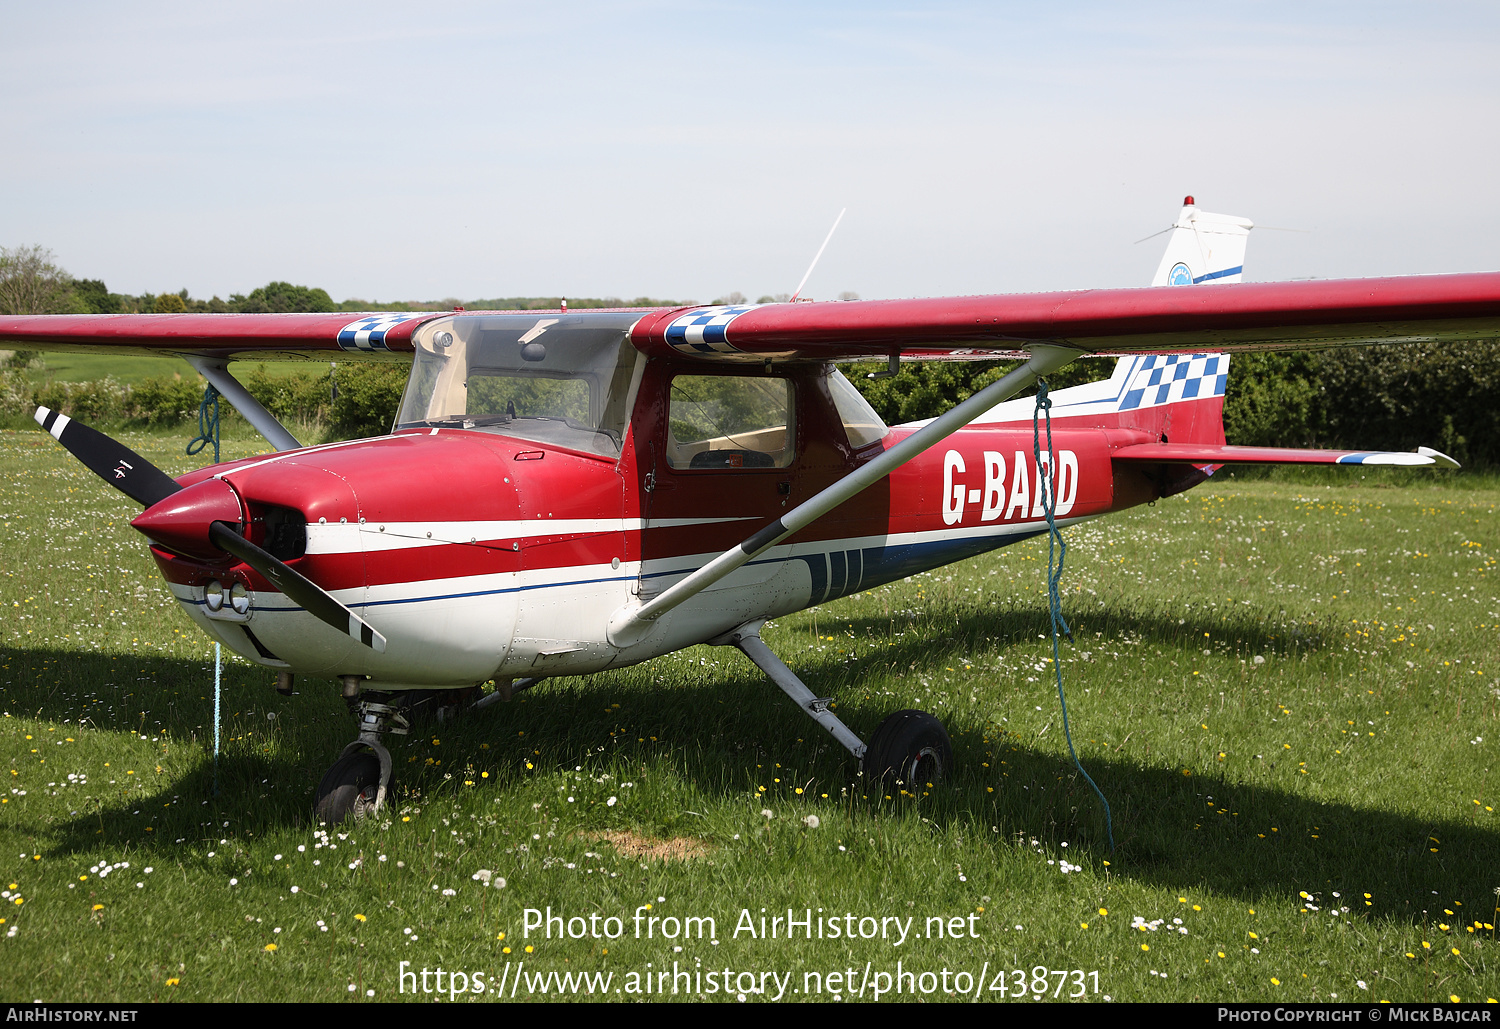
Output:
top-left (186, 382), bottom-right (224, 794)
top-left (1032, 380), bottom-right (1114, 852)
top-left (186, 383), bottom-right (221, 464)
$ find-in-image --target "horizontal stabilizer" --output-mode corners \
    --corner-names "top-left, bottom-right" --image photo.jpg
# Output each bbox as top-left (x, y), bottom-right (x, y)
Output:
top-left (1112, 443), bottom-right (1459, 468)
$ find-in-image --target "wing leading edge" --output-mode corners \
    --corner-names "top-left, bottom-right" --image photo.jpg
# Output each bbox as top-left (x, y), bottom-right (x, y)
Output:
top-left (0, 311), bottom-right (445, 360)
top-left (633, 271), bottom-right (1500, 362)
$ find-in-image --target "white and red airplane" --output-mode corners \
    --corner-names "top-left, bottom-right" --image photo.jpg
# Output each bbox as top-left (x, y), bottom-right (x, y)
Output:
top-left (2, 199), bottom-right (1493, 822)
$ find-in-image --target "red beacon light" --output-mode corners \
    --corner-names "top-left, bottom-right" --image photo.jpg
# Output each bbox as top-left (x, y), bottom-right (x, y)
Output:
top-left (1183, 195), bottom-right (1196, 206)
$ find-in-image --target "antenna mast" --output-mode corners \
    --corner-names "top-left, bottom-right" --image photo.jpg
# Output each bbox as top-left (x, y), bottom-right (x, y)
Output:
top-left (789, 208), bottom-right (846, 303)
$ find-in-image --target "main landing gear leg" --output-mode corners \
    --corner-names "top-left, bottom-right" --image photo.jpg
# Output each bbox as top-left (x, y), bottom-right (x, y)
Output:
top-left (314, 695), bottom-right (410, 823)
top-left (718, 622), bottom-right (953, 790)
top-left (716, 622), bottom-right (867, 761)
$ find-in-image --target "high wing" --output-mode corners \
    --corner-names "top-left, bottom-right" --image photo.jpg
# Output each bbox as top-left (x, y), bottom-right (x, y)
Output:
top-left (0, 311), bottom-right (442, 359)
top-left (5, 272), bottom-right (1500, 361)
top-left (632, 272), bottom-right (1500, 361)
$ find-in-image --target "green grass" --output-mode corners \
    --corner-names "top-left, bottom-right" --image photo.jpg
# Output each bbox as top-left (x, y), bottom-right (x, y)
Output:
top-left (13, 352), bottom-right (327, 387)
top-left (1, 426), bottom-right (1497, 1003)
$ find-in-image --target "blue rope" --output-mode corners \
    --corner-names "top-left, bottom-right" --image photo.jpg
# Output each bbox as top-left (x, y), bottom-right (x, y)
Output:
top-left (1033, 380), bottom-right (1114, 852)
top-left (212, 643), bottom-right (221, 797)
top-left (186, 383), bottom-right (220, 463)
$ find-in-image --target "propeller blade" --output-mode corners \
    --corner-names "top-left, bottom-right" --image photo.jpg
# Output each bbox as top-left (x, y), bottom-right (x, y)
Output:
top-left (34, 406), bottom-right (183, 509)
top-left (207, 521), bottom-right (387, 653)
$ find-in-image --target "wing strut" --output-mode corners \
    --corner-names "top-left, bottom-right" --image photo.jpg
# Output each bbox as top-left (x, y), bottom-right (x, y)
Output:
top-left (719, 622), bottom-right (867, 759)
top-left (185, 357), bottom-right (302, 452)
top-left (606, 343), bottom-right (1081, 646)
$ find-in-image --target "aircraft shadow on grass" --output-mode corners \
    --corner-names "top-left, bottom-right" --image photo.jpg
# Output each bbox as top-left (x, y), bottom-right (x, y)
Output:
top-left (7, 600), bottom-right (1495, 928)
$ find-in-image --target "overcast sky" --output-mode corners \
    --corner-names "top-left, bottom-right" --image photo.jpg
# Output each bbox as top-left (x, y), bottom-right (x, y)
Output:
top-left (3, 1), bottom-right (1498, 304)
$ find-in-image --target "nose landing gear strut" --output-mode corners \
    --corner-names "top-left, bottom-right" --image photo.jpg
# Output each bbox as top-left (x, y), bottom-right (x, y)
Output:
top-left (314, 696), bottom-right (408, 823)
top-left (313, 686), bottom-right (481, 823)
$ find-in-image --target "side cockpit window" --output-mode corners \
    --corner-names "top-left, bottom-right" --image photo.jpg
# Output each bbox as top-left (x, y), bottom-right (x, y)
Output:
top-left (666, 375), bottom-right (794, 469)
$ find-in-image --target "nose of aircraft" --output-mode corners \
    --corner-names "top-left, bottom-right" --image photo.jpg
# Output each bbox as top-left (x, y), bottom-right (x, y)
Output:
top-left (130, 476), bottom-right (244, 560)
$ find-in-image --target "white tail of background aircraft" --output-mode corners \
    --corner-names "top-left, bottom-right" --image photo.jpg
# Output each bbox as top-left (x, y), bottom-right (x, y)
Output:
top-left (1150, 195), bottom-right (1254, 286)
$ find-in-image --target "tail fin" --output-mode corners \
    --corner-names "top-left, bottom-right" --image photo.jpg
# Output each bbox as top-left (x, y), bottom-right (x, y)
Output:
top-left (973, 349), bottom-right (1229, 444)
top-left (1150, 196), bottom-right (1254, 286)
top-left (973, 197), bottom-right (1250, 445)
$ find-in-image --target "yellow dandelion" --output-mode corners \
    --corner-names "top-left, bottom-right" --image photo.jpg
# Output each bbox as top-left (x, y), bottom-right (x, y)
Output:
top-left (1141, 944), bottom-right (1149, 951)
top-left (1271, 978), bottom-right (1281, 986)
top-left (354, 913), bottom-right (366, 922)
top-left (92, 904), bottom-right (104, 911)
top-left (263, 943), bottom-right (277, 952)
top-left (1099, 907), bottom-right (1108, 916)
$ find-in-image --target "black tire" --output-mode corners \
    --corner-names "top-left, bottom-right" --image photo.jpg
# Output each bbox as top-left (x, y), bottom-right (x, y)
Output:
top-left (314, 752), bottom-right (383, 824)
top-left (863, 709), bottom-right (952, 791)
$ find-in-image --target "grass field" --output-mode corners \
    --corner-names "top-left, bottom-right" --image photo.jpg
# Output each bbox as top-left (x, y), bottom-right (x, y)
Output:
top-left (7, 352), bottom-right (327, 388)
top-left (1, 426), bottom-right (1496, 1003)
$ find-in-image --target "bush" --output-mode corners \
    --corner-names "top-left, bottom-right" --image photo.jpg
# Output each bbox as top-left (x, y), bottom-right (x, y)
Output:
top-left (1313, 340), bottom-right (1500, 468)
top-left (33, 377), bottom-right (126, 422)
top-left (242, 365), bottom-right (334, 426)
top-left (328, 363), bottom-right (407, 439)
top-left (0, 369), bottom-right (31, 415)
top-left (127, 376), bottom-right (206, 426)
top-left (1222, 352), bottom-right (1325, 448)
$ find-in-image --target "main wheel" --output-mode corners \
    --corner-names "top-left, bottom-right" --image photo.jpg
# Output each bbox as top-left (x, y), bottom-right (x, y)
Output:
top-left (863, 709), bottom-right (953, 792)
top-left (314, 752), bottom-right (383, 824)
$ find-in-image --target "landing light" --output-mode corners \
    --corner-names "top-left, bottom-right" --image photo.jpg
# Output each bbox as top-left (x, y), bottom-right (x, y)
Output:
top-left (205, 580), bottom-right (225, 612)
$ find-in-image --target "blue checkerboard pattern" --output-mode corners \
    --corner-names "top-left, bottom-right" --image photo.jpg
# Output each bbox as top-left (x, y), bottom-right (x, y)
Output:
top-left (336, 313), bottom-right (430, 352)
top-left (1119, 353), bottom-right (1228, 410)
top-left (663, 305), bottom-right (758, 354)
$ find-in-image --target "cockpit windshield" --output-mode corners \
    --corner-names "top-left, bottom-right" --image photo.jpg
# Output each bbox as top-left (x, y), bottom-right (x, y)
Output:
top-left (396, 313), bottom-right (644, 457)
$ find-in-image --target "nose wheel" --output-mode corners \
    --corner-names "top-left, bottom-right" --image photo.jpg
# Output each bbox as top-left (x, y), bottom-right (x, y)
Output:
top-left (314, 751), bottom-right (384, 823)
top-left (314, 696), bottom-right (406, 823)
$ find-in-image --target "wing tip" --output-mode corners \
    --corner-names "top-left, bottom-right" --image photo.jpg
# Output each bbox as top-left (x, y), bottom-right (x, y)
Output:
top-left (1417, 446), bottom-right (1461, 469)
